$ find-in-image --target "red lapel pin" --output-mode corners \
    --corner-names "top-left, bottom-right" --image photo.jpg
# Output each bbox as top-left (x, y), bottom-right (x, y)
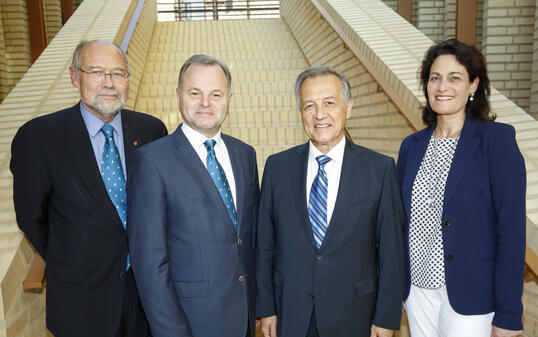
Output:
top-left (133, 141), bottom-right (139, 147)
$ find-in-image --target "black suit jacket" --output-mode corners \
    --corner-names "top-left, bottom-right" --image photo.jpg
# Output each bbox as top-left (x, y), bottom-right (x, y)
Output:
top-left (10, 103), bottom-right (168, 337)
top-left (256, 139), bottom-right (405, 337)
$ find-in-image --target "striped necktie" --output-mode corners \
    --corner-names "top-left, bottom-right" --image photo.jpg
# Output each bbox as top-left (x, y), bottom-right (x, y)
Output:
top-left (309, 155), bottom-right (331, 249)
top-left (204, 140), bottom-right (237, 231)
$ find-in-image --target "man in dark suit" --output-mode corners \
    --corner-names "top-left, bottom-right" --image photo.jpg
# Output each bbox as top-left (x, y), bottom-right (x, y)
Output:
top-left (127, 54), bottom-right (259, 337)
top-left (10, 39), bottom-right (167, 337)
top-left (256, 66), bottom-right (405, 337)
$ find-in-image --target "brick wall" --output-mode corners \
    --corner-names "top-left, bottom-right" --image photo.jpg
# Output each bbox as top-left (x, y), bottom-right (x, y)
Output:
top-left (530, 2), bottom-right (538, 119)
top-left (482, 0), bottom-right (535, 113)
top-left (413, 0), bottom-right (446, 43)
top-left (443, 0), bottom-right (456, 40)
top-left (43, 0), bottom-right (62, 44)
top-left (476, 0), bottom-right (484, 50)
top-left (0, 14), bottom-right (8, 103)
top-left (0, 0), bottom-right (31, 96)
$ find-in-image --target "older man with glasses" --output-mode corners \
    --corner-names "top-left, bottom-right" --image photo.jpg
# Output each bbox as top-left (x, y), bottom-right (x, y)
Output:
top-left (10, 39), bottom-right (168, 337)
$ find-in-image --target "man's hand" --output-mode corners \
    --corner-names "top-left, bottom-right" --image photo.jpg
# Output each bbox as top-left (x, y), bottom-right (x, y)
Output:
top-left (370, 324), bottom-right (394, 337)
top-left (260, 315), bottom-right (278, 337)
top-left (491, 326), bottom-right (522, 337)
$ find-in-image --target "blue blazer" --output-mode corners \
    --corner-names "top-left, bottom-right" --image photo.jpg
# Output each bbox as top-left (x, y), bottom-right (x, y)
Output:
top-left (256, 139), bottom-right (405, 337)
top-left (397, 118), bottom-right (526, 330)
top-left (127, 125), bottom-right (259, 337)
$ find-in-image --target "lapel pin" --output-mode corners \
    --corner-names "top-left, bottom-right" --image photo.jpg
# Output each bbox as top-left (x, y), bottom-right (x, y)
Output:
top-left (133, 141), bottom-right (139, 147)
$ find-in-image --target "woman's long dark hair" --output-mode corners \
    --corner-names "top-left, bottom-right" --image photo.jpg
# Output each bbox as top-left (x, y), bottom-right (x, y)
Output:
top-left (419, 38), bottom-right (495, 126)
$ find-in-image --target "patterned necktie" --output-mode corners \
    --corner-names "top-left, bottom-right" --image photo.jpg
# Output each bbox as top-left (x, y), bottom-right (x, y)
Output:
top-left (309, 155), bottom-right (331, 249)
top-left (204, 140), bottom-right (237, 231)
top-left (100, 124), bottom-right (129, 269)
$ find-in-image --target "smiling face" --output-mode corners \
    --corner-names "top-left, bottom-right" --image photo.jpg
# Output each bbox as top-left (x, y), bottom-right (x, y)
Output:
top-left (69, 42), bottom-right (129, 123)
top-left (176, 64), bottom-right (231, 138)
top-left (427, 54), bottom-right (478, 121)
top-left (300, 74), bottom-right (352, 154)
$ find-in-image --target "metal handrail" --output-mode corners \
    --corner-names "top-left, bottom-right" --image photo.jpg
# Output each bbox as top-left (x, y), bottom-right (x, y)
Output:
top-left (157, 0), bottom-right (279, 21)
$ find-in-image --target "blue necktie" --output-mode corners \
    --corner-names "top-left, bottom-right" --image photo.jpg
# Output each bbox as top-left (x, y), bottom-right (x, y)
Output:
top-left (100, 124), bottom-right (129, 269)
top-left (309, 155), bottom-right (331, 249)
top-left (204, 140), bottom-right (237, 231)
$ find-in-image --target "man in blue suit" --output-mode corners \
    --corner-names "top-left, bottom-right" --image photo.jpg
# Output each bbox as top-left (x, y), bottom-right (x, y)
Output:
top-left (127, 54), bottom-right (259, 337)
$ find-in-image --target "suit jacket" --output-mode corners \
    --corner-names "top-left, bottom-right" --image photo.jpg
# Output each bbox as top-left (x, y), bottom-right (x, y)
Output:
top-left (397, 118), bottom-right (526, 330)
top-left (256, 139), bottom-right (405, 337)
top-left (127, 125), bottom-right (260, 337)
top-left (10, 103), bottom-right (168, 337)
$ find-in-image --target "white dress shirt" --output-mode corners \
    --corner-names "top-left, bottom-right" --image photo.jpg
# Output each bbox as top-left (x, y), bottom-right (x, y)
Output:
top-left (182, 123), bottom-right (237, 208)
top-left (306, 135), bottom-right (346, 224)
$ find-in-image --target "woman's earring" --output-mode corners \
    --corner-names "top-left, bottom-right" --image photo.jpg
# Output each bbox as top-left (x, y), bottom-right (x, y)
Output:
top-left (469, 93), bottom-right (475, 102)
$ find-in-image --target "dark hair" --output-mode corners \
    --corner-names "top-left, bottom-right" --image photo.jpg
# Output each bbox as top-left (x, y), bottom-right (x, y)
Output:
top-left (178, 54), bottom-right (232, 94)
top-left (419, 38), bottom-right (494, 126)
top-left (295, 66), bottom-right (351, 110)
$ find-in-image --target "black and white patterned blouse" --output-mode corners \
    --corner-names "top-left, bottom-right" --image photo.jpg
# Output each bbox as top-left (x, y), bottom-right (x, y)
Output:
top-left (409, 135), bottom-right (459, 288)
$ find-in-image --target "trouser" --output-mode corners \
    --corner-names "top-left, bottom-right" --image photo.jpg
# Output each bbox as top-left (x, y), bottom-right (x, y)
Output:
top-left (404, 284), bottom-right (494, 337)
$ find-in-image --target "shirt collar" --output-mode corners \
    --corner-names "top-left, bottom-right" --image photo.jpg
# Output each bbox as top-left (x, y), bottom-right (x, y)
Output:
top-left (79, 101), bottom-right (123, 137)
top-left (308, 135), bottom-right (346, 166)
top-left (181, 122), bottom-right (223, 149)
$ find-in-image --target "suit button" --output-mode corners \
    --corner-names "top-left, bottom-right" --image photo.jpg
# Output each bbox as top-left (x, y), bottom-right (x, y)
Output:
top-left (443, 220), bottom-right (451, 228)
top-left (238, 275), bottom-right (245, 282)
top-left (308, 293), bottom-right (315, 298)
top-left (445, 254), bottom-right (454, 262)
top-left (238, 238), bottom-right (243, 245)
top-left (119, 271), bottom-right (126, 278)
top-left (316, 255), bottom-right (322, 260)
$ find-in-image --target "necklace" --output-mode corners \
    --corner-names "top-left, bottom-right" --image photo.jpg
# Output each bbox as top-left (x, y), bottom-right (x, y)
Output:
top-left (425, 135), bottom-right (459, 209)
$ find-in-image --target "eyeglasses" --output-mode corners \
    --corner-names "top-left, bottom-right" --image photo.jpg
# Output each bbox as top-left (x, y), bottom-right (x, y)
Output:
top-left (78, 68), bottom-right (130, 83)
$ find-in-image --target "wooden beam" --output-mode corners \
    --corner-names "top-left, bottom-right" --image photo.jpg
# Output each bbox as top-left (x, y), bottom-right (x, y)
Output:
top-left (61, 0), bottom-right (74, 24)
top-left (23, 253), bottom-right (46, 290)
top-left (456, 0), bottom-right (478, 45)
top-left (26, 0), bottom-right (47, 63)
top-left (397, 0), bottom-right (413, 24)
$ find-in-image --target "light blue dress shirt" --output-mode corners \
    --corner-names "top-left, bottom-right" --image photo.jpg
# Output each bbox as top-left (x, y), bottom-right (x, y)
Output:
top-left (79, 102), bottom-right (127, 178)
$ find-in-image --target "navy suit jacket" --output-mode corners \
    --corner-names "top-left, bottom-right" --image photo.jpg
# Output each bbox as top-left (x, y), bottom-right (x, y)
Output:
top-left (256, 139), bottom-right (405, 337)
top-left (10, 103), bottom-right (167, 337)
top-left (127, 125), bottom-right (259, 337)
top-left (397, 118), bottom-right (526, 330)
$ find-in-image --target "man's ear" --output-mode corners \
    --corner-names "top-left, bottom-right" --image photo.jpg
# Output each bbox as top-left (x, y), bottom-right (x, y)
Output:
top-left (70, 67), bottom-right (80, 89)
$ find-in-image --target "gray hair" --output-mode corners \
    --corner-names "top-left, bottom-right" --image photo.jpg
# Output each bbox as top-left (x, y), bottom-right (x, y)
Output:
top-left (177, 54), bottom-right (232, 95)
top-left (71, 40), bottom-right (130, 76)
top-left (295, 66), bottom-right (351, 110)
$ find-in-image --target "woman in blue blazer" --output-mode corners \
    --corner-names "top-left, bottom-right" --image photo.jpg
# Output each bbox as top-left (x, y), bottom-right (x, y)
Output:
top-left (397, 39), bottom-right (526, 337)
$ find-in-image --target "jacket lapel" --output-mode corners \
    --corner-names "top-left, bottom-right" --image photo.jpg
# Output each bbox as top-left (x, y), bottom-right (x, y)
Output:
top-left (62, 104), bottom-right (123, 227)
top-left (170, 126), bottom-right (237, 235)
top-left (223, 135), bottom-right (246, 234)
top-left (319, 139), bottom-right (356, 250)
top-left (444, 118), bottom-right (481, 206)
top-left (402, 127), bottom-right (433, 216)
top-left (290, 143), bottom-right (317, 250)
top-left (122, 111), bottom-right (140, 170)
